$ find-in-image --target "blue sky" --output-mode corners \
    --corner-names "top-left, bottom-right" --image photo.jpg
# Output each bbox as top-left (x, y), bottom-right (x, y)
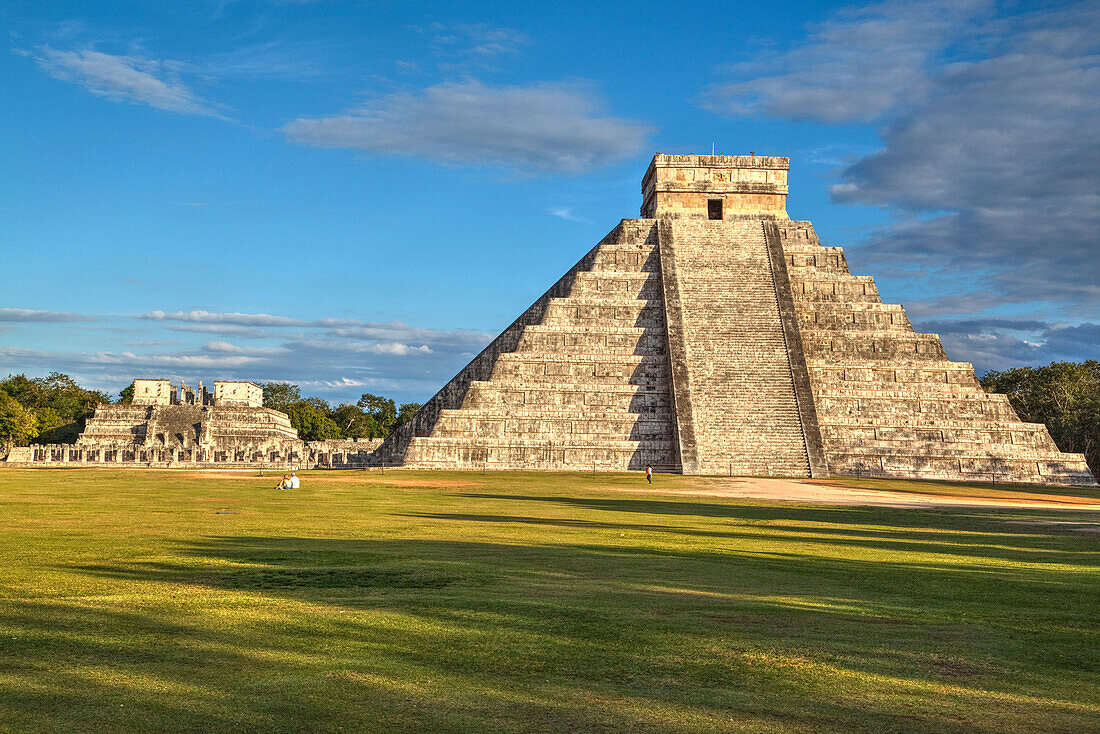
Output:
top-left (2, 0), bottom-right (1097, 404)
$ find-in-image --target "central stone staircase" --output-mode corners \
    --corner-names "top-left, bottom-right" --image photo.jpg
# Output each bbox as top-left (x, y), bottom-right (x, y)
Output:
top-left (660, 218), bottom-right (813, 476)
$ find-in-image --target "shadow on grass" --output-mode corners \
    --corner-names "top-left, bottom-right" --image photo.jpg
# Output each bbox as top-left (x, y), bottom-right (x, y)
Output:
top-left (5, 496), bottom-right (1100, 733)
top-left (450, 493), bottom-right (1100, 563)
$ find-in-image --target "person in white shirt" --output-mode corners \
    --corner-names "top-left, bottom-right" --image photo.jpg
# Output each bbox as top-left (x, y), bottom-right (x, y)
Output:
top-left (289, 472), bottom-right (300, 489)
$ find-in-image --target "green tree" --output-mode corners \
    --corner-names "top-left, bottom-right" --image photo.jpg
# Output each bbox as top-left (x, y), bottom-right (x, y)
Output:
top-left (358, 393), bottom-right (397, 436)
top-left (262, 382), bottom-right (302, 412)
top-left (0, 372), bottom-right (108, 444)
top-left (305, 396), bottom-right (332, 413)
top-left (981, 360), bottom-right (1100, 479)
top-left (118, 382), bottom-right (135, 404)
top-left (0, 374), bottom-right (39, 407)
top-left (332, 403), bottom-right (378, 439)
top-left (0, 391), bottom-right (38, 446)
top-left (285, 401), bottom-right (343, 442)
top-left (396, 402), bottom-right (422, 429)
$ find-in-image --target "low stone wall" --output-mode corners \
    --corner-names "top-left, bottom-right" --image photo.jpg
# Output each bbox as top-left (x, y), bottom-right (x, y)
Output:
top-left (1, 438), bottom-right (383, 470)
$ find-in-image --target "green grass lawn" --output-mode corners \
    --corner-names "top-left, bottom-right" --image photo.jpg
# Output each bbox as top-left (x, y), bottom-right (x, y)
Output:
top-left (0, 469), bottom-right (1098, 733)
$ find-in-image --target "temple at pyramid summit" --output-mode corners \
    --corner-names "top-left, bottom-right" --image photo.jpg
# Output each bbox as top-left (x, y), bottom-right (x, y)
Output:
top-left (374, 153), bottom-right (1095, 485)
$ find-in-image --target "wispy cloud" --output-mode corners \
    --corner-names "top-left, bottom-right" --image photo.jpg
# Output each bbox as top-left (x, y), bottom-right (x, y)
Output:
top-left (23, 46), bottom-right (227, 118)
top-left (549, 206), bottom-right (587, 222)
top-left (282, 80), bottom-right (651, 174)
top-left (0, 308), bottom-right (98, 323)
top-left (427, 23), bottom-right (528, 59)
top-left (141, 310), bottom-right (304, 327)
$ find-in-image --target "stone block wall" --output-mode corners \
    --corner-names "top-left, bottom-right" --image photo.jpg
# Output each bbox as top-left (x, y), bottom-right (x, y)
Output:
top-left (775, 220), bottom-right (1095, 485)
top-left (375, 220), bottom-right (680, 471)
top-left (641, 154), bottom-right (790, 219)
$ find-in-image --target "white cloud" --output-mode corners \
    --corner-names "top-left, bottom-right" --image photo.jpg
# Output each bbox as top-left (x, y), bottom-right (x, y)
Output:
top-left (142, 310), bottom-right (305, 327)
top-left (549, 207), bottom-right (587, 222)
top-left (0, 309), bottom-right (493, 403)
top-left (165, 324), bottom-right (273, 339)
top-left (428, 23), bottom-right (528, 59)
top-left (26, 46), bottom-right (226, 118)
top-left (0, 308), bottom-right (97, 323)
top-left (910, 318), bottom-right (1100, 373)
top-left (367, 342), bottom-right (431, 355)
top-left (282, 80), bottom-right (651, 173)
top-left (706, 1), bottom-right (1100, 324)
top-left (704, 0), bottom-right (993, 123)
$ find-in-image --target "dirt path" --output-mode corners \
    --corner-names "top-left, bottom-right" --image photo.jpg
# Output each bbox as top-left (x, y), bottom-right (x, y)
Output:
top-left (601, 477), bottom-right (1100, 511)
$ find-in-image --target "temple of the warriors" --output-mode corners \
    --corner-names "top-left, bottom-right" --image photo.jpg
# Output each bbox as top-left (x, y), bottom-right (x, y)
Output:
top-left (3, 378), bottom-right (379, 468)
top-left (374, 153), bottom-right (1095, 485)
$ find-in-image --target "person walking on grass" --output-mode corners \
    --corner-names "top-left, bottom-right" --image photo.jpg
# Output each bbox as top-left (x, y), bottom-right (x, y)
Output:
top-left (646, 465), bottom-right (653, 484)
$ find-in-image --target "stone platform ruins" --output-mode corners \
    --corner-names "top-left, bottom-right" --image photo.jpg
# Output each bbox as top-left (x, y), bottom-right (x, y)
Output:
top-left (374, 153), bottom-right (1095, 485)
top-left (4, 379), bottom-right (379, 469)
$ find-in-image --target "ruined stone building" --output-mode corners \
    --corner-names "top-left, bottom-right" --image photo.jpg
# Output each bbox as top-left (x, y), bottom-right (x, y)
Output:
top-left (374, 154), bottom-right (1095, 485)
top-left (3, 378), bottom-right (379, 468)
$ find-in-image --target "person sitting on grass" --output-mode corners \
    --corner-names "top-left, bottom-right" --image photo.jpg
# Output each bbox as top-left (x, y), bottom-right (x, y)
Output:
top-left (276, 474), bottom-right (289, 491)
top-left (289, 472), bottom-right (300, 489)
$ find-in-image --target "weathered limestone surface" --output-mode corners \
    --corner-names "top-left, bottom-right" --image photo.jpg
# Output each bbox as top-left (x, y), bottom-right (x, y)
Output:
top-left (78, 403), bottom-right (300, 449)
top-left (775, 220), bottom-right (1094, 485)
top-left (641, 154), bottom-right (789, 220)
top-left (376, 220), bottom-right (680, 470)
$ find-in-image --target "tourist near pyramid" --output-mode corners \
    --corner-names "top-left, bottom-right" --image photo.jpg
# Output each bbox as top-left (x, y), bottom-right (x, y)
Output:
top-left (374, 154), bottom-right (1095, 485)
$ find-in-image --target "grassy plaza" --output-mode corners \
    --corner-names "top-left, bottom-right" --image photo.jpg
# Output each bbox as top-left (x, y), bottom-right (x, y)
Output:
top-left (0, 469), bottom-right (1097, 732)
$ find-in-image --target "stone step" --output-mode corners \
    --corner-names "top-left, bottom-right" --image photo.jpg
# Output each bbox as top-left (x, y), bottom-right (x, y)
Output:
top-left (809, 363), bottom-right (981, 388)
top-left (516, 324), bottom-right (667, 354)
top-left (801, 331), bottom-right (947, 360)
top-left (413, 436), bottom-right (677, 452)
top-left (432, 415), bottom-right (674, 441)
top-left (662, 217), bottom-right (812, 477)
top-left (462, 380), bottom-right (673, 413)
top-left (403, 436), bottom-right (678, 471)
top-left (824, 428), bottom-right (1058, 449)
top-left (589, 245), bottom-right (660, 273)
top-left (813, 387), bottom-right (994, 400)
top-left (827, 452), bottom-right (1095, 486)
top-left (797, 303), bottom-right (912, 332)
top-left (491, 354), bottom-right (668, 384)
top-left (541, 297), bottom-right (664, 329)
top-left (790, 276), bottom-right (881, 303)
top-left (815, 395), bottom-right (1018, 421)
top-left (824, 438), bottom-right (1073, 460)
top-left (785, 248), bottom-right (849, 272)
top-left (436, 406), bottom-right (674, 422)
top-left (812, 379), bottom-right (984, 395)
top-left (821, 416), bottom-right (1049, 431)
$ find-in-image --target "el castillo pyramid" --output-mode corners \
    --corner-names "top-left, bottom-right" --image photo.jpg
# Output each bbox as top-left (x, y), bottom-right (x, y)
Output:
top-left (374, 154), bottom-right (1095, 485)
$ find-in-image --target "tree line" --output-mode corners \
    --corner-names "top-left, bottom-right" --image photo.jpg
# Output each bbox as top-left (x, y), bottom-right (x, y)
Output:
top-left (0, 372), bottom-right (420, 446)
top-left (259, 382), bottom-right (421, 442)
top-left (980, 360), bottom-right (1100, 479)
top-left (0, 372), bottom-right (110, 445)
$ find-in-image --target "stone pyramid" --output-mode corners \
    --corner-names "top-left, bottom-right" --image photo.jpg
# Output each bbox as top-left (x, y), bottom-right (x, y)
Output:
top-left (374, 154), bottom-right (1095, 485)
